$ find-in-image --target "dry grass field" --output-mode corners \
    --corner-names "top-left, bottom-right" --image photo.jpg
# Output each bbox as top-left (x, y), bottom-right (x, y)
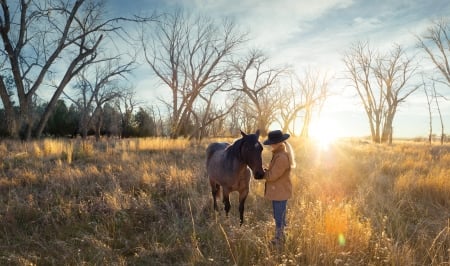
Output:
top-left (0, 137), bottom-right (449, 265)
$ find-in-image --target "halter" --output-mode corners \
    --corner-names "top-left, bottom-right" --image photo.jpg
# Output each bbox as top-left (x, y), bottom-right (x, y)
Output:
top-left (226, 133), bottom-right (261, 167)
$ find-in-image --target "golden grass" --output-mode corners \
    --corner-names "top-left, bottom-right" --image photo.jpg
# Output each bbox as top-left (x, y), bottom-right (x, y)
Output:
top-left (0, 137), bottom-right (449, 265)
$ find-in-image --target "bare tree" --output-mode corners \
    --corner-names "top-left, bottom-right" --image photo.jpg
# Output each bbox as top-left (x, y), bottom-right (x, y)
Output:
top-left (423, 77), bottom-right (446, 144)
top-left (423, 79), bottom-right (434, 144)
top-left (434, 82), bottom-right (446, 144)
top-left (343, 41), bottom-right (417, 143)
top-left (141, 10), bottom-right (246, 138)
top-left (373, 44), bottom-right (419, 144)
top-left (191, 86), bottom-right (239, 140)
top-left (279, 69), bottom-right (330, 137)
top-left (417, 18), bottom-right (450, 88)
top-left (417, 18), bottom-right (449, 144)
top-left (344, 41), bottom-right (384, 143)
top-left (63, 58), bottom-right (133, 140)
top-left (115, 89), bottom-right (141, 138)
top-left (102, 103), bottom-right (121, 137)
top-left (231, 94), bottom-right (260, 134)
top-left (231, 49), bottom-right (285, 135)
top-left (226, 95), bottom-right (250, 136)
top-left (147, 105), bottom-right (165, 137)
top-left (0, 0), bottom-right (152, 140)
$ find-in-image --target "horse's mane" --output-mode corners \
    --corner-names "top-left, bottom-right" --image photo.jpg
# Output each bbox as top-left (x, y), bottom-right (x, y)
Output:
top-left (225, 133), bottom-right (259, 164)
top-left (225, 137), bottom-right (243, 162)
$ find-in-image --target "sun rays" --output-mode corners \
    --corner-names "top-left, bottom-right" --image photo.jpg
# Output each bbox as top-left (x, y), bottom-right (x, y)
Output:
top-left (308, 117), bottom-right (343, 150)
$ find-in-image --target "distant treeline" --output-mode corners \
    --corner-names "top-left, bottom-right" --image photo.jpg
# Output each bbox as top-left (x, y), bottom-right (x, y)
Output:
top-left (0, 100), bottom-right (158, 140)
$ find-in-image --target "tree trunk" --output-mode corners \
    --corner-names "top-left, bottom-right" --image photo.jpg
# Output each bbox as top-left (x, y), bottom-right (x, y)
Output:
top-left (0, 78), bottom-right (18, 138)
top-left (95, 115), bottom-right (102, 142)
top-left (389, 126), bottom-right (393, 145)
top-left (18, 97), bottom-right (33, 140)
top-left (300, 109), bottom-right (312, 138)
top-left (80, 112), bottom-right (89, 139)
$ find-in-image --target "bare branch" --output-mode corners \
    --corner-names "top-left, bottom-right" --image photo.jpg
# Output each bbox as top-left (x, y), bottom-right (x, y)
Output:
top-left (141, 10), bottom-right (246, 138)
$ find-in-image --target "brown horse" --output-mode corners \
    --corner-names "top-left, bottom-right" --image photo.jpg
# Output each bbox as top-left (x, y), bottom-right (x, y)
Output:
top-left (206, 130), bottom-right (264, 225)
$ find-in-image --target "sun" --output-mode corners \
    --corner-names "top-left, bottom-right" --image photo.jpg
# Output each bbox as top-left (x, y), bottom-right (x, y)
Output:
top-left (308, 118), bottom-right (342, 150)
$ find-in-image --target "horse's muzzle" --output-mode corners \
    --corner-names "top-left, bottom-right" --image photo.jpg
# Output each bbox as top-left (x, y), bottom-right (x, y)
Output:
top-left (254, 171), bottom-right (265, 179)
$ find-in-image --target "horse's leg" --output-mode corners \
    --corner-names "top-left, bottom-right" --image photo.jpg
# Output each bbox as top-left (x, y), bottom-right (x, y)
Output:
top-left (210, 180), bottom-right (220, 211)
top-left (238, 187), bottom-right (249, 226)
top-left (222, 188), bottom-right (231, 216)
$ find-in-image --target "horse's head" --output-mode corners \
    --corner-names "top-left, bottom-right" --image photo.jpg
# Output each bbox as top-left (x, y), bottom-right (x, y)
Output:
top-left (240, 130), bottom-right (264, 179)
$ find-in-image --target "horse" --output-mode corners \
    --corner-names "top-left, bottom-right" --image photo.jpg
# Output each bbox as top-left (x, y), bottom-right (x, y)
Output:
top-left (206, 130), bottom-right (265, 225)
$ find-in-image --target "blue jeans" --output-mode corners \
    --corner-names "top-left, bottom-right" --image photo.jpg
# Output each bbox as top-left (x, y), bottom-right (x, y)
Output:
top-left (272, 200), bottom-right (287, 230)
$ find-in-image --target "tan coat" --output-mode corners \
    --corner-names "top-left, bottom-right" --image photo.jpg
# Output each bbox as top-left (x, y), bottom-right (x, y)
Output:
top-left (264, 143), bottom-right (292, 201)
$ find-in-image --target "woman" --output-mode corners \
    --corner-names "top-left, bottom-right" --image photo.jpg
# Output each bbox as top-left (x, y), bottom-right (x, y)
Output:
top-left (260, 130), bottom-right (296, 245)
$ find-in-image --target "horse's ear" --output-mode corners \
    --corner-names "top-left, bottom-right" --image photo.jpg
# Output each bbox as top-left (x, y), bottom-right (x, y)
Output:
top-left (240, 130), bottom-right (247, 137)
top-left (255, 129), bottom-right (260, 137)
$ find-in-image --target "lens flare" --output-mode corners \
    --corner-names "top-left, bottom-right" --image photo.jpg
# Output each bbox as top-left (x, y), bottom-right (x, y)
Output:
top-left (338, 233), bottom-right (346, 246)
top-left (309, 118), bottom-right (341, 150)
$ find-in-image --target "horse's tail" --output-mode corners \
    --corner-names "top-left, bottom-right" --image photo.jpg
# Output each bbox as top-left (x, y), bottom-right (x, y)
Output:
top-left (206, 143), bottom-right (218, 180)
top-left (206, 143), bottom-right (223, 200)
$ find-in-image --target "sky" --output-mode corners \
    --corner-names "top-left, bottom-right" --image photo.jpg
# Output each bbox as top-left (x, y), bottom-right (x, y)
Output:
top-left (108, 0), bottom-right (450, 138)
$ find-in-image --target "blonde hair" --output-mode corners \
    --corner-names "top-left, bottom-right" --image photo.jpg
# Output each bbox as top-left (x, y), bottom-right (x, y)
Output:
top-left (284, 141), bottom-right (296, 169)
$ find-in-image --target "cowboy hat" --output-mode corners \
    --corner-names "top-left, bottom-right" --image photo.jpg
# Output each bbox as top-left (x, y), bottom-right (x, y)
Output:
top-left (263, 130), bottom-right (290, 145)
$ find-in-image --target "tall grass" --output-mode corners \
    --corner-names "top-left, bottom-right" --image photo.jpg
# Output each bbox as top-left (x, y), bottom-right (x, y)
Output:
top-left (0, 137), bottom-right (448, 265)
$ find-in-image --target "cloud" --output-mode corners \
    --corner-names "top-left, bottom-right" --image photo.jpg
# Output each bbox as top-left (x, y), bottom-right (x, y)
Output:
top-left (352, 17), bottom-right (382, 30)
top-left (173, 0), bottom-right (354, 47)
top-left (107, 0), bottom-right (450, 137)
